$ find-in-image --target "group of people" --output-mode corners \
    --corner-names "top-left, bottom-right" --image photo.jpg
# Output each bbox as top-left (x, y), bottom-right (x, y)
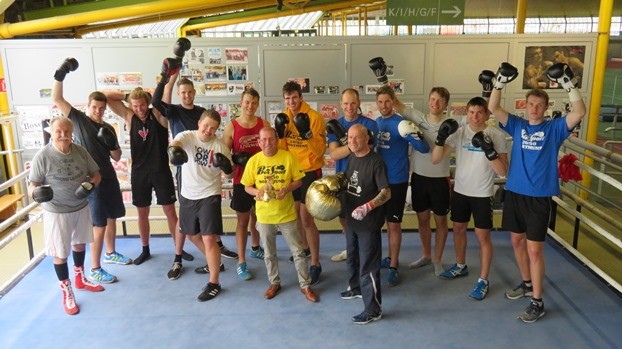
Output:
top-left (29, 40), bottom-right (585, 325)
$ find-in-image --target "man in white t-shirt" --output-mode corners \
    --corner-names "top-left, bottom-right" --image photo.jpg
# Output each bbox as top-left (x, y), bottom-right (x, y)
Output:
top-left (431, 97), bottom-right (508, 301)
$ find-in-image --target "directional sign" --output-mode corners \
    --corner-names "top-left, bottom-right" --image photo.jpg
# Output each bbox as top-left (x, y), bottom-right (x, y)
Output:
top-left (386, 0), bottom-right (465, 26)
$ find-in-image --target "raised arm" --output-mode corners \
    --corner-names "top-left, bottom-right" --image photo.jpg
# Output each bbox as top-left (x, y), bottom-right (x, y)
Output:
top-left (102, 90), bottom-right (133, 125)
top-left (51, 58), bottom-right (80, 116)
top-left (488, 63), bottom-right (518, 127)
top-left (546, 63), bottom-right (586, 130)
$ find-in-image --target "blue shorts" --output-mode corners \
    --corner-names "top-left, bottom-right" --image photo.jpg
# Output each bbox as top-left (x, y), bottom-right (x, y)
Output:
top-left (87, 177), bottom-right (126, 227)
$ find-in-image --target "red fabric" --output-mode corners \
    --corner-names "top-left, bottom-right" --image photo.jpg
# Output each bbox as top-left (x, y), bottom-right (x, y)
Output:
top-left (558, 153), bottom-right (583, 183)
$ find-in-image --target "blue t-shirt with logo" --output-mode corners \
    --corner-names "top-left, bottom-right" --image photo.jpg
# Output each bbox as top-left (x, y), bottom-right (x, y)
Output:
top-left (376, 114), bottom-right (410, 184)
top-left (327, 115), bottom-right (379, 173)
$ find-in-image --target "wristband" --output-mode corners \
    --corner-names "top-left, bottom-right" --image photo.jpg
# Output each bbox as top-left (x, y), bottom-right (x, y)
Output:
top-left (568, 88), bottom-right (582, 103)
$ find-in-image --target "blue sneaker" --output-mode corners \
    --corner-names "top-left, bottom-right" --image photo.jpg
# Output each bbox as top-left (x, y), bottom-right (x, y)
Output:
top-left (103, 251), bottom-right (132, 265)
top-left (469, 279), bottom-right (489, 300)
top-left (249, 247), bottom-right (265, 260)
top-left (352, 311), bottom-right (382, 325)
top-left (89, 267), bottom-right (118, 284)
top-left (236, 262), bottom-right (253, 280)
top-left (440, 264), bottom-right (469, 279)
top-left (387, 268), bottom-right (400, 287)
top-left (310, 265), bottom-right (322, 286)
top-left (380, 257), bottom-right (391, 269)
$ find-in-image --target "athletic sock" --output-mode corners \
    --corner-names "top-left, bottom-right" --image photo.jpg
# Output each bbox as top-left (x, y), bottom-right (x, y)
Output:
top-left (174, 254), bottom-right (182, 263)
top-left (134, 246), bottom-right (151, 265)
top-left (410, 256), bottom-right (431, 268)
top-left (531, 297), bottom-right (543, 307)
top-left (217, 241), bottom-right (224, 248)
top-left (251, 246), bottom-right (260, 251)
top-left (478, 278), bottom-right (488, 285)
top-left (54, 263), bottom-right (69, 281)
top-left (524, 280), bottom-right (533, 288)
top-left (433, 262), bottom-right (444, 276)
top-left (457, 263), bottom-right (466, 269)
top-left (72, 250), bottom-right (86, 268)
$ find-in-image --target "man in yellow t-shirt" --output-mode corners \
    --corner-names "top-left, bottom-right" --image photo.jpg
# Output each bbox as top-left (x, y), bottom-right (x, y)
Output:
top-left (241, 127), bottom-right (319, 303)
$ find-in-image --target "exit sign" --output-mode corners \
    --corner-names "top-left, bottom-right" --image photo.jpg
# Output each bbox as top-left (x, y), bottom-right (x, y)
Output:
top-left (387, 0), bottom-right (465, 26)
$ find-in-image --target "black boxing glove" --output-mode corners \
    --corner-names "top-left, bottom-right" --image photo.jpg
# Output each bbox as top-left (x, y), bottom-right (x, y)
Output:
top-left (435, 118), bottom-right (459, 146)
top-left (369, 57), bottom-right (388, 84)
top-left (75, 182), bottom-right (95, 200)
top-left (326, 119), bottom-right (347, 146)
top-left (97, 124), bottom-right (119, 151)
top-left (160, 58), bottom-right (182, 84)
top-left (547, 63), bottom-right (576, 92)
top-left (367, 129), bottom-right (375, 145)
top-left (32, 185), bottom-right (54, 203)
top-left (167, 145), bottom-right (188, 166)
top-left (232, 152), bottom-right (251, 167)
top-left (493, 62), bottom-right (519, 90)
top-left (294, 113), bottom-right (312, 140)
top-left (479, 70), bottom-right (495, 98)
top-left (471, 131), bottom-right (499, 161)
top-left (274, 113), bottom-right (289, 139)
top-left (213, 153), bottom-right (233, 175)
top-left (54, 58), bottom-right (79, 82)
top-left (173, 37), bottom-right (192, 59)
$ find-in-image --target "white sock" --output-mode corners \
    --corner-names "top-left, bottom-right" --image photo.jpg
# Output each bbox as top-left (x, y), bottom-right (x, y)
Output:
top-left (433, 262), bottom-right (444, 276)
top-left (409, 256), bottom-right (431, 268)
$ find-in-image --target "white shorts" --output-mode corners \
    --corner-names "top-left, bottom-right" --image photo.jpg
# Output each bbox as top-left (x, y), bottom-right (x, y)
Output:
top-left (43, 206), bottom-right (94, 259)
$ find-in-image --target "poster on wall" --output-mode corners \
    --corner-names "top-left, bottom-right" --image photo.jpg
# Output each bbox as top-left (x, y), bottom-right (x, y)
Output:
top-left (208, 47), bottom-right (222, 64)
top-left (523, 45), bottom-right (585, 90)
top-left (288, 77), bottom-right (310, 93)
top-left (15, 106), bottom-right (50, 150)
top-left (225, 48), bottom-right (249, 63)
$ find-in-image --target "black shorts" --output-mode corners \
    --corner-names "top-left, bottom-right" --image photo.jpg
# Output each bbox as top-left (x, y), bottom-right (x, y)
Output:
top-left (230, 183), bottom-right (256, 213)
top-left (502, 190), bottom-right (551, 242)
top-left (179, 194), bottom-right (223, 235)
top-left (385, 182), bottom-right (408, 223)
top-left (87, 176), bottom-right (126, 227)
top-left (450, 191), bottom-right (493, 229)
top-left (293, 169), bottom-right (322, 204)
top-left (410, 172), bottom-right (451, 216)
top-left (131, 171), bottom-right (176, 207)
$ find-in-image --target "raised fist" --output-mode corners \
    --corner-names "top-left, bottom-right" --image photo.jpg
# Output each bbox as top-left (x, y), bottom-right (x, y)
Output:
top-left (173, 37), bottom-right (192, 59)
top-left (547, 63), bottom-right (576, 92)
top-left (160, 57), bottom-right (182, 84)
top-left (326, 119), bottom-right (347, 146)
top-left (493, 62), bottom-right (519, 90)
top-left (435, 118), bottom-right (459, 146)
top-left (478, 70), bottom-right (495, 97)
top-left (471, 131), bottom-right (498, 161)
top-left (274, 113), bottom-right (289, 139)
top-left (167, 145), bottom-right (188, 166)
top-left (369, 57), bottom-right (388, 84)
top-left (294, 113), bottom-right (312, 140)
top-left (54, 58), bottom-right (79, 82)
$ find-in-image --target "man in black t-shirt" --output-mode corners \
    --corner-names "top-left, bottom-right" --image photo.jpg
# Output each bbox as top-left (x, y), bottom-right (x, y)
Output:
top-left (342, 124), bottom-right (391, 325)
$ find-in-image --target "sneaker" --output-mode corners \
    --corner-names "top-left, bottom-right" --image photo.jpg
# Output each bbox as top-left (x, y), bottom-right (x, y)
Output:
top-left (331, 250), bottom-right (347, 262)
top-left (103, 251), bottom-right (132, 265)
top-left (74, 266), bottom-right (105, 291)
top-left (310, 264), bottom-right (322, 286)
top-left (220, 245), bottom-right (239, 259)
top-left (167, 262), bottom-right (183, 280)
top-left (197, 282), bottom-right (221, 302)
top-left (469, 279), bottom-right (489, 300)
top-left (517, 300), bottom-right (546, 323)
top-left (289, 248), bottom-right (311, 262)
top-left (387, 268), bottom-right (400, 287)
top-left (89, 267), bottom-right (118, 284)
top-left (236, 262), bottom-right (253, 280)
top-left (59, 280), bottom-right (79, 315)
top-left (249, 246), bottom-right (265, 260)
top-left (181, 250), bottom-right (194, 261)
top-left (352, 311), bottom-right (382, 325)
top-left (439, 264), bottom-right (469, 279)
top-left (340, 288), bottom-right (363, 300)
top-left (380, 257), bottom-right (391, 269)
top-left (505, 282), bottom-right (534, 300)
top-left (194, 263), bottom-right (225, 274)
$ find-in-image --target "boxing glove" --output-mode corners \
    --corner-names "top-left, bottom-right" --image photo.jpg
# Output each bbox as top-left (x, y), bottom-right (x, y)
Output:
top-left (435, 118), bottom-right (459, 146)
top-left (478, 70), bottom-right (495, 98)
top-left (367, 129), bottom-right (375, 145)
top-left (398, 120), bottom-right (429, 153)
top-left (160, 57), bottom-right (182, 84)
top-left (352, 202), bottom-right (374, 221)
top-left (232, 152), bottom-right (251, 167)
top-left (54, 58), bottom-right (79, 82)
top-left (493, 62), bottom-right (519, 90)
top-left (317, 172), bottom-right (347, 193)
top-left (75, 182), bottom-right (95, 200)
top-left (471, 131), bottom-right (499, 161)
top-left (369, 57), bottom-right (388, 84)
top-left (97, 124), bottom-right (119, 151)
top-left (274, 113), bottom-right (289, 139)
top-left (167, 145), bottom-right (188, 166)
top-left (213, 153), bottom-right (233, 175)
top-left (173, 37), bottom-right (192, 59)
top-left (294, 113), bottom-right (313, 140)
top-left (547, 63), bottom-right (576, 92)
top-left (326, 119), bottom-right (347, 146)
top-left (306, 180), bottom-right (343, 221)
top-left (32, 185), bottom-right (53, 203)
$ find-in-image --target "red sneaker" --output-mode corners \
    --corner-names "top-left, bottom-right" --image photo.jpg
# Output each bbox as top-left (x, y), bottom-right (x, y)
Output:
top-left (60, 279), bottom-right (79, 315)
top-left (73, 266), bottom-right (105, 292)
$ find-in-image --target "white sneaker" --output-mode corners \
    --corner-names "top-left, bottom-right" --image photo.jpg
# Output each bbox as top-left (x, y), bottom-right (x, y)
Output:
top-left (331, 250), bottom-right (347, 262)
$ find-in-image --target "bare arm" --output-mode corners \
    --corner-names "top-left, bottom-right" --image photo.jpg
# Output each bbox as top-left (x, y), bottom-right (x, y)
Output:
top-left (89, 171), bottom-right (102, 186)
top-left (163, 73), bottom-right (177, 105)
top-left (222, 123), bottom-right (234, 150)
top-left (370, 186), bottom-right (391, 208)
top-left (431, 144), bottom-right (453, 165)
top-left (565, 93), bottom-right (586, 130)
top-left (110, 148), bottom-right (122, 162)
top-left (490, 153), bottom-right (508, 177)
top-left (51, 80), bottom-right (72, 116)
top-left (27, 182), bottom-right (42, 197)
top-left (328, 141), bottom-right (351, 161)
top-left (488, 88), bottom-right (509, 126)
top-left (102, 90), bottom-right (134, 125)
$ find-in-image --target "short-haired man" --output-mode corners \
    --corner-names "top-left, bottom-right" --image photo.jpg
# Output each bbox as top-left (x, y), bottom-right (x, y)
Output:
top-left (168, 109), bottom-right (233, 301)
top-left (327, 88), bottom-right (379, 262)
top-left (29, 117), bottom-right (103, 315)
top-left (242, 127), bottom-right (318, 303)
top-left (489, 62), bottom-right (586, 322)
top-left (276, 81), bottom-right (326, 285)
top-left (432, 97), bottom-right (508, 300)
top-left (52, 58), bottom-right (129, 285)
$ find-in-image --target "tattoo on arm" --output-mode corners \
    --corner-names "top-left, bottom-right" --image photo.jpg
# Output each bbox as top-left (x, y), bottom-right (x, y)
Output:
top-left (371, 187), bottom-right (391, 207)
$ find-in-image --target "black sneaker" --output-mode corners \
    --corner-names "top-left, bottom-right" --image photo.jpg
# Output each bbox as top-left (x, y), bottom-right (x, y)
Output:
top-left (197, 282), bottom-right (221, 302)
top-left (340, 289), bottom-right (363, 300)
top-left (220, 245), bottom-right (239, 259)
top-left (289, 248), bottom-right (311, 262)
top-left (181, 250), bottom-right (194, 262)
top-left (167, 262), bottom-right (183, 280)
top-left (352, 311), bottom-right (382, 325)
top-left (194, 263), bottom-right (225, 274)
top-left (517, 300), bottom-right (546, 323)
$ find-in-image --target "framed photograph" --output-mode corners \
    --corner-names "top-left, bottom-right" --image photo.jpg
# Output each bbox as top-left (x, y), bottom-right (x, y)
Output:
top-left (288, 77), bottom-right (310, 93)
top-left (225, 48), bottom-right (249, 63)
top-left (208, 47), bottom-right (222, 64)
top-left (523, 45), bottom-right (585, 90)
top-left (228, 65), bottom-right (248, 81)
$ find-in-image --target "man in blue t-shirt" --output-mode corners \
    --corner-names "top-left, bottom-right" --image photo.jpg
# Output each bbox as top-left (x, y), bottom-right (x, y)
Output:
top-left (489, 62), bottom-right (586, 323)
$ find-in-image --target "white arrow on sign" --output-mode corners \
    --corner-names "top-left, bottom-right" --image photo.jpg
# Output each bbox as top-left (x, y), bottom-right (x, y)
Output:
top-left (442, 6), bottom-right (462, 18)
